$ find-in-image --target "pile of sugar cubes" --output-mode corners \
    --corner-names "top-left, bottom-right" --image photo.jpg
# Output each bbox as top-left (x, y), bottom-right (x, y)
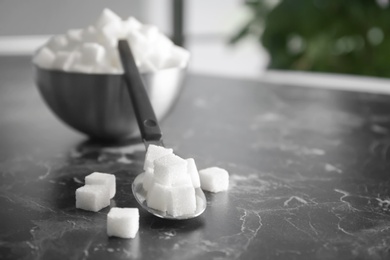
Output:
top-left (74, 146), bottom-right (229, 238)
top-left (33, 8), bottom-right (190, 74)
top-left (76, 172), bottom-right (139, 239)
top-left (142, 145), bottom-right (229, 217)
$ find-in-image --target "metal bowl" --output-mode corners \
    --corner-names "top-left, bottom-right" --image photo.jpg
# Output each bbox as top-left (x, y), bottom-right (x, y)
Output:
top-left (34, 66), bottom-right (186, 141)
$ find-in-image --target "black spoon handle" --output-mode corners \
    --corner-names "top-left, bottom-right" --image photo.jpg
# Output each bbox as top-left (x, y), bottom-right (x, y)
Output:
top-left (118, 39), bottom-right (163, 144)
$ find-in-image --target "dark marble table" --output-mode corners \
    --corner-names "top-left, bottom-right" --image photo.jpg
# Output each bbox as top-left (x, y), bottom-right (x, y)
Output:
top-left (1, 56), bottom-right (390, 260)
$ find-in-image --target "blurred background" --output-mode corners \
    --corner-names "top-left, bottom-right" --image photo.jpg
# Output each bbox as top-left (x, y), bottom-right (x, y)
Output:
top-left (0, 0), bottom-right (389, 79)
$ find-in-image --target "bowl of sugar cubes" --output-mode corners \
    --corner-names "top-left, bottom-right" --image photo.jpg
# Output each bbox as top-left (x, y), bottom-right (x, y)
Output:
top-left (33, 9), bottom-right (190, 141)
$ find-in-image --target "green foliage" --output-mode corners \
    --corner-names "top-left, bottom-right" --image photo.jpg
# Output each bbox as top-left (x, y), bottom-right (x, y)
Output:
top-left (231, 0), bottom-right (390, 78)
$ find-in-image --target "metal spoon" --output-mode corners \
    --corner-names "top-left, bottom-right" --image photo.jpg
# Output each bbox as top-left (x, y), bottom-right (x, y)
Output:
top-left (118, 40), bottom-right (206, 219)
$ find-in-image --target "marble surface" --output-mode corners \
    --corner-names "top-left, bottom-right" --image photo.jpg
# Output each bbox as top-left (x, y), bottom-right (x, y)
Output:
top-left (1, 56), bottom-right (390, 260)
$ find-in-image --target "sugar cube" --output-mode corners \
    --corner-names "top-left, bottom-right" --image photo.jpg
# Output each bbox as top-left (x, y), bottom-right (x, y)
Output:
top-left (186, 158), bottom-right (200, 188)
top-left (143, 145), bottom-right (173, 171)
top-left (139, 25), bottom-right (159, 42)
top-left (153, 154), bottom-right (188, 186)
top-left (167, 184), bottom-right (196, 217)
top-left (80, 26), bottom-right (99, 43)
top-left (78, 43), bottom-right (105, 65)
top-left (122, 16), bottom-right (142, 32)
top-left (161, 46), bottom-right (190, 69)
top-left (107, 207), bottom-right (139, 239)
top-left (138, 59), bottom-right (158, 73)
top-left (66, 29), bottom-right (83, 43)
top-left (46, 35), bottom-right (68, 51)
top-left (95, 8), bottom-right (122, 29)
top-left (52, 51), bottom-right (76, 71)
top-left (69, 63), bottom-right (93, 73)
top-left (199, 167), bottom-right (229, 193)
top-left (101, 21), bottom-right (124, 42)
top-left (85, 172), bottom-right (116, 199)
top-left (76, 185), bottom-right (110, 212)
top-left (146, 182), bottom-right (169, 212)
top-left (33, 47), bottom-right (55, 69)
top-left (126, 30), bottom-right (151, 64)
top-left (142, 169), bottom-right (154, 192)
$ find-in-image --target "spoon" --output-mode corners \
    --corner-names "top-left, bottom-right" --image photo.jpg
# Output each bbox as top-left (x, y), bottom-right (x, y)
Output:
top-left (118, 40), bottom-right (206, 219)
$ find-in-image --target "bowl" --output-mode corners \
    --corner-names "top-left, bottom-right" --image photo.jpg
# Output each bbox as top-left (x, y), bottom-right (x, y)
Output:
top-left (34, 66), bottom-right (186, 141)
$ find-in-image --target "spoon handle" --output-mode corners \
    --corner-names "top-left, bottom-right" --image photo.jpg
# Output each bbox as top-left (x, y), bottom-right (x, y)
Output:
top-left (118, 40), bottom-right (163, 145)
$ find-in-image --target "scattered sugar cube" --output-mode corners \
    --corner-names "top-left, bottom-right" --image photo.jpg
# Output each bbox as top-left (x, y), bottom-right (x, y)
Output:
top-left (146, 182), bottom-right (169, 212)
top-left (153, 154), bottom-right (188, 186)
top-left (186, 158), bottom-right (200, 188)
top-left (76, 185), bottom-right (110, 212)
top-left (199, 167), bottom-right (229, 193)
top-left (143, 145), bottom-right (173, 171)
top-left (33, 47), bottom-right (55, 69)
top-left (95, 8), bottom-right (122, 29)
top-left (167, 184), bottom-right (196, 217)
top-left (85, 172), bottom-right (116, 199)
top-left (142, 169), bottom-right (154, 192)
top-left (107, 207), bottom-right (139, 239)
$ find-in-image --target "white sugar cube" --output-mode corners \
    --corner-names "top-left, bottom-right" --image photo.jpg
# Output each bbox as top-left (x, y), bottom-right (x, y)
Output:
top-left (85, 172), bottom-right (116, 199)
top-left (146, 182), bottom-right (169, 212)
top-left (167, 184), bottom-right (196, 217)
top-left (107, 207), bottom-right (139, 239)
top-left (138, 59), bottom-right (158, 73)
top-left (142, 169), bottom-right (154, 192)
top-left (123, 16), bottom-right (142, 32)
top-left (95, 8), bottom-right (122, 29)
top-left (162, 46), bottom-right (190, 69)
top-left (69, 63), bottom-right (93, 73)
top-left (94, 62), bottom-right (118, 74)
top-left (199, 167), bottom-right (229, 193)
top-left (66, 29), bottom-right (83, 50)
top-left (139, 25), bottom-right (159, 42)
top-left (81, 26), bottom-right (99, 43)
top-left (126, 30), bottom-right (151, 64)
top-left (153, 33), bottom-right (173, 50)
top-left (153, 154), bottom-right (188, 186)
top-left (76, 185), bottom-right (110, 212)
top-left (186, 158), bottom-right (200, 188)
top-left (147, 34), bottom-right (174, 68)
top-left (52, 51), bottom-right (77, 71)
top-left (101, 21), bottom-right (124, 43)
top-left (47, 35), bottom-right (68, 51)
top-left (66, 29), bottom-right (83, 42)
top-left (143, 145), bottom-right (173, 171)
top-left (78, 43), bottom-right (105, 65)
top-left (33, 47), bottom-right (55, 69)
top-left (147, 48), bottom-right (170, 70)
